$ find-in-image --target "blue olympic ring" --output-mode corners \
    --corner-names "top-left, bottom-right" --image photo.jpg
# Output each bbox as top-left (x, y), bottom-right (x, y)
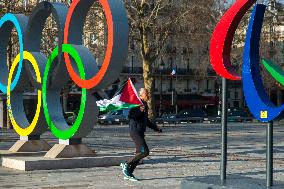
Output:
top-left (0, 13), bottom-right (24, 93)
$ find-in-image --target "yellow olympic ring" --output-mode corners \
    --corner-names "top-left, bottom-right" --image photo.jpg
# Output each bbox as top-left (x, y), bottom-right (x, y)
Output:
top-left (7, 51), bottom-right (42, 136)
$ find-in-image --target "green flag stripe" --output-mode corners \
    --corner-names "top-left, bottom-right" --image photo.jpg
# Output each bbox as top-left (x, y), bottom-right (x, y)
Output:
top-left (99, 103), bottom-right (139, 112)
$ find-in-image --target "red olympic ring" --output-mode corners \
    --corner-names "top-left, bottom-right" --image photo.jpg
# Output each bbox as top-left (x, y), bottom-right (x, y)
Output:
top-left (64, 0), bottom-right (113, 89)
top-left (209, 0), bottom-right (256, 80)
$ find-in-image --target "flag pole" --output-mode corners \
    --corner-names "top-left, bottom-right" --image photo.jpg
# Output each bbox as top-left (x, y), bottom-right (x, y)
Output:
top-left (175, 65), bottom-right (178, 115)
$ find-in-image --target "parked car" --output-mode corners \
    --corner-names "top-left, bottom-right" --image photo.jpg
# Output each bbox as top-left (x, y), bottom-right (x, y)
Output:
top-left (156, 115), bottom-right (166, 124)
top-left (64, 112), bottom-right (76, 125)
top-left (204, 114), bottom-right (221, 123)
top-left (228, 110), bottom-right (253, 122)
top-left (156, 114), bottom-right (178, 124)
top-left (164, 114), bottom-right (179, 124)
top-left (204, 109), bottom-right (253, 123)
top-left (176, 110), bottom-right (207, 123)
top-left (98, 109), bottom-right (130, 124)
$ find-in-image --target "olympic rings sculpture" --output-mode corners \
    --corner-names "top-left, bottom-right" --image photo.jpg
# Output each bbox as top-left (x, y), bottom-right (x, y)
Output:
top-left (1, 0), bottom-right (129, 140)
top-left (210, 0), bottom-right (284, 122)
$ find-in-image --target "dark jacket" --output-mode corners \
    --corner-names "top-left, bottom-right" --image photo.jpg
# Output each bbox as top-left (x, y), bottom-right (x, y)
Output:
top-left (128, 100), bottom-right (160, 136)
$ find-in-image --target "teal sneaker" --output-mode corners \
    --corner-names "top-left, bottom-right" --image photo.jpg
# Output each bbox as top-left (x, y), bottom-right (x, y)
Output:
top-left (124, 175), bottom-right (139, 182)
top-left (120, 163), bottom-right (130, 177)
top-left (128, 175), bottom-right (139, 182)
top-left (124, 176), bottom-right (130, 180)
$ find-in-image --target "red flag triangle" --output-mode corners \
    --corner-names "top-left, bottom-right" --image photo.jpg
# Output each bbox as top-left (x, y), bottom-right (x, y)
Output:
top-left (119, 79), bottom-right (142, 105)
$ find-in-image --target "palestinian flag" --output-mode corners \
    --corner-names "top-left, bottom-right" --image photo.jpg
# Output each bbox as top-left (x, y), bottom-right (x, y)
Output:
top-left (96, 78), bottom-right (143, 112)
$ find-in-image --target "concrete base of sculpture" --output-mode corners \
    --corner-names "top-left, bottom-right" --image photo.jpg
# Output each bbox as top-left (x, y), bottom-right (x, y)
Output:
top-left (9, 140), bottom-right (51, 152)
top-left (44, 144), bottom-right (96, 158)
top-left (0, 150), bottom-right (46, 165)
top-left (2, 153), bottom-right (132, 171)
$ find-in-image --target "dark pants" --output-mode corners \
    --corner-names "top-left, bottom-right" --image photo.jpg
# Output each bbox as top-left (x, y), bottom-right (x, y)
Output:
top-left (127, 133), bottom-right (149, 174)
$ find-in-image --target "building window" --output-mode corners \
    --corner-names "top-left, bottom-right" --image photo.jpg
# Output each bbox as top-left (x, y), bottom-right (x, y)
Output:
top-left (168, 57), bottom-right (174, 69)
top-left (186, 79), bottom-right (189, 90)
top-left (235, 91), bottom-right (238, 99)
top-left (233, 101), bottom-right (239, 108)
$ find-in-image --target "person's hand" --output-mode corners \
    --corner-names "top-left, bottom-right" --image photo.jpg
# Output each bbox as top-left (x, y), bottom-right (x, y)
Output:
top-left (140, 105), bottom-right (145, 112)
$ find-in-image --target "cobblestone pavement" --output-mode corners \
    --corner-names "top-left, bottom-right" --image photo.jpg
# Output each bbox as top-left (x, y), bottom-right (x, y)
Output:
top-left (0, 122), bottom-right (284, 188)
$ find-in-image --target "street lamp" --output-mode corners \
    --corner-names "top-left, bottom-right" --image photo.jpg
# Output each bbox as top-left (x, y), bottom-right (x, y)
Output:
top-left (159, 58), bottom-right (165, 117)
top-left (22, 0), bottom-right (29, 11)
top-left (215, 79), bottom-right (221, 116)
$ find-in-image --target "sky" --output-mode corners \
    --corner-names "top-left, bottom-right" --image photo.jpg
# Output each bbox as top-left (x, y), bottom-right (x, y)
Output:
top-left (225, 0), bottom-right (284, 5)
top-left (222, 0), bottom-right (284, 10)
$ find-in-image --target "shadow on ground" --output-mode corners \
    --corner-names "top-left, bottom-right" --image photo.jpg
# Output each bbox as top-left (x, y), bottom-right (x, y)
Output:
top-left (181, 174), bottom-right (284, 189)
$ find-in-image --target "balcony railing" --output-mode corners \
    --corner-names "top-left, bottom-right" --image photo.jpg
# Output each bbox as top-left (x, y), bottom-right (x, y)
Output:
top-left (153, 68), bottom-right (194, 75)
top-left (121, 67), bottom-right (217, 77)
top-left (121, 67), bottom-right (143, 74)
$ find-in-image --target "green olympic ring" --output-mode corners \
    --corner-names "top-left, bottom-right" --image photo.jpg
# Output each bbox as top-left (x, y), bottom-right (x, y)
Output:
top-left (42, 44), bottom-right (87, 139)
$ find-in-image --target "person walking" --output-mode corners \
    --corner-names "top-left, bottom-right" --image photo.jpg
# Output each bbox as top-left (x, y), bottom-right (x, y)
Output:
top-left (120, 88), bottom-right (162, 181)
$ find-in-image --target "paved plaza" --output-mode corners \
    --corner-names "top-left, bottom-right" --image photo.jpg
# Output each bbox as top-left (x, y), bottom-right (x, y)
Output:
top-left (0, 122), bottom-right (284, 188)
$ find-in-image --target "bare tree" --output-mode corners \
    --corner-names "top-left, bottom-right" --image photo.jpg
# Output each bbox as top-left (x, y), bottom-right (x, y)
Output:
top-left (125, 0), bottom-right (217, 119)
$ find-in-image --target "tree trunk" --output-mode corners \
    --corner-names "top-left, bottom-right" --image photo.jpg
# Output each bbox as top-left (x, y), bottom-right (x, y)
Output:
top-left (6, 33), bottom-right (12, 129)
top-left (277, 89), bottom-right (282, 106)
top-left (6, 104), bottom-right (11, 129)
top-left (142, 59), bottom-right (156, 120)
